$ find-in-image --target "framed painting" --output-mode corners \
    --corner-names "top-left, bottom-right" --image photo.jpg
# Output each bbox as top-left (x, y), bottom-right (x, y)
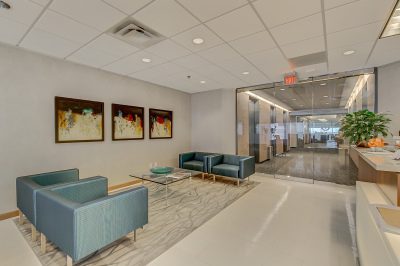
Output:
top-left (112, 104), bottom-right (144, 140)
top-left (149, 108), bottom-right (173, 139)
top-left (55, 97), bottom-right (104, 143)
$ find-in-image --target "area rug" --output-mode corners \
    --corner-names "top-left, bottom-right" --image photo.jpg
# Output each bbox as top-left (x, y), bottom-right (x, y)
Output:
top-left (15, 178), bottom-right (258, 266)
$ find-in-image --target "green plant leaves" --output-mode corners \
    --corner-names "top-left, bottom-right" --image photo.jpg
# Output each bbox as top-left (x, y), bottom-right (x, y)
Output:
top-left (339, 109), bottom-right (391, 145)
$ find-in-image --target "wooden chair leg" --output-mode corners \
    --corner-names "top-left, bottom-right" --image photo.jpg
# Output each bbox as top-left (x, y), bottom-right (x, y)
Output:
top-left (41, 233), bottom-right (47, 254)
top-left (31, 224), bottom-right (37, 241)
top-left (19, 210), bottom-right (24, 225)
top-left (213, 175), bottom-right (216, 183)
top-left (134, 229), bottom-right (137, 242)
top-left (67, 256), bottom-right (73, 266)
top-left (237, 179), bottom-right (240, 187)
top-left (202, 173), bottom-right (205, 180)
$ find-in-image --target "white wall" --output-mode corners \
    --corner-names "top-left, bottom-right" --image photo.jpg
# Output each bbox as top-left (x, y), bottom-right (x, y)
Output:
top-left (0, 44), bottom-right (191, 213)
top-left (191, 89), bottom-right (236, 154)
top-left (378, 61), bottom-right (400, 136)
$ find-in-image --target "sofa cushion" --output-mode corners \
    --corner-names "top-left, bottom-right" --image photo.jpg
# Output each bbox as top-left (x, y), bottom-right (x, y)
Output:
top-left (222, 155), bottom-right (241, 166)
top-left (183, 160), bottom-right (204, 172)
top-left (212, 164), bottom-right (240, 178)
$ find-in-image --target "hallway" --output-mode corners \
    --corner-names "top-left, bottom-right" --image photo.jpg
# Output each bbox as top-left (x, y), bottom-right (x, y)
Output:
top-left (255, 148), bottom-right (358, 185)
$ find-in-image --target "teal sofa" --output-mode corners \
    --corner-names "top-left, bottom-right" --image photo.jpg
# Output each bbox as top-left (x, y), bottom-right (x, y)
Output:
top-left (36, 176), bottom-right (148, 265)
top-left (208, 154), bottom-right (255, 186)
top-left (16, 168), bottom-right (79, 239)
top-left (179, 152), bottom-right (215, 173)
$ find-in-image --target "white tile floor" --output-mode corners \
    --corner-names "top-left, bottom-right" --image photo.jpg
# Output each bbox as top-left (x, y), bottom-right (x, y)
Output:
top-left (0, 175), bottom-right (357, 266)
top-left (149, 175), bottom-right (358, 266)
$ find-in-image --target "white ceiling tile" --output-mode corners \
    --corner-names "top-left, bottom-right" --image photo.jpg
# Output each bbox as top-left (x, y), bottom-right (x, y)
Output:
top-left (31, 0), bottom-right (51, 6)
top-left (20, 28), bottom-right (81, 58)
top-left (229, 31), bottom-right (276, 56)
top-left (281, 36), bottom-right (325, 58)
top-left (177, 0), bottom-right (247, 22)
top-left (151, 62), bottom-right (189, 76)
top-left (49, 0), bottom-right (126, 31)
top-left (0, 0), bottom-right (43, 25)
top-left (172, 24), bottom-right (224, 52)
top-left (328, 41), bottom-right (375, 73)
top-left (246, 48), bottom-right (291, 82)
top-left (327, 22), bottom-right (382, 50)
top-left (67, 46), bottom-right (118, 68)
top-left (87, 34), bottom-right (138, 58)
top-left (253, 0), bottom-right (321, 28)
top-left (295, 63), bottom-right (328, 79)
top-left (324, 0), bottom-right (358, 10)
top-left (206, 5), bottom-right (264, 42)
top-left (133, 0), bottom-right (199, 37)
top-left (214, 57), bottom-right (260, 78)
top-left (104, 0), bottom-right (153, 15)
top-left (172, 54), bottom-right (211, 69)
top-left (192, 64), bottom-right (248, 88)
top-left (198, 43), bottom-right (241, 64)
top-left (145, 39), bottom-right (191, 60)
top-left (366, 36), bottom-right (400, 67)
top-left (270, 13), bottom-right (323, 46)
top-left (35, 10), bottom-right (100, 45)
top-left (102, 51), bottom-right (167, 75)
top-left (325, 0), bottom-right (394, 33)
top-left (0, 17), bottom-right (29, 45)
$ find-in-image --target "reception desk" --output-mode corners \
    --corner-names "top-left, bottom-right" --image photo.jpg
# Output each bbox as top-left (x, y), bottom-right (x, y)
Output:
top-left (350, 146), bottom-right (400, 206)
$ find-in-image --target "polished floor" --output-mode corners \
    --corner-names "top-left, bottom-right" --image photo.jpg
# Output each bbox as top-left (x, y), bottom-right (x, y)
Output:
top-left (0, 175), bottom-right (357, 266)
top-left (256, 148), bottom-right (358, 185)
top-left (149, 175), bottom-right (358, 266)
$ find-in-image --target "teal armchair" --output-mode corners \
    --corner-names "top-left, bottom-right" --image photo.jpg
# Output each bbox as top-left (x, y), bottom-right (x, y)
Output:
top-left (208, 154), bottom-right (255, 186)
top-left (179, 152), bottom-right (215, 173)
top-left (16, 168), bottom-right (79, 239)
top-left (36, 176), bottom-right (148, 265)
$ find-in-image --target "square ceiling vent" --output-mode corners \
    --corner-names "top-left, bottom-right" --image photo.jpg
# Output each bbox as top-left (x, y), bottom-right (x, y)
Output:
top-left (108, 18), bottom-right (165, 49)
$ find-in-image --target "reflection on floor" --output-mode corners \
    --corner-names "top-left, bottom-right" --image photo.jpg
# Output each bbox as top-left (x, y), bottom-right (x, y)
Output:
top-left (149, 175), bottom-right (358, 266)
top-left (256, 148), bottom-right (357, 185)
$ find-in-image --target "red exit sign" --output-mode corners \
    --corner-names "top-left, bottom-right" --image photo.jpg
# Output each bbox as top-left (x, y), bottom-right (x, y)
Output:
top-left (284, 73), bottom-right (298, 85)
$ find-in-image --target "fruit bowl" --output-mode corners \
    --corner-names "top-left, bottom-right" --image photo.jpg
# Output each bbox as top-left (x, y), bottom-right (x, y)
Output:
top-left (150, 166), bottom-right (174, 174)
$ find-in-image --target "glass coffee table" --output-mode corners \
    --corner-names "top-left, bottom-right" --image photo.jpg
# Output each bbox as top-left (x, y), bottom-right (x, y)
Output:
top-left (130, 168), bottom-right (204, 206)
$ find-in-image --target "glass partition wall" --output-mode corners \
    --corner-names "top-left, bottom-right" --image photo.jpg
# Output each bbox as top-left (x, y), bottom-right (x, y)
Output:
top-left (236, 70), bottom-right (376, 185)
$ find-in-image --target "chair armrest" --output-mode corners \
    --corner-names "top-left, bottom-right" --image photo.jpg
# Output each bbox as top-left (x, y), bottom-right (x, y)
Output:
top-left (179, 152), bottom-right (195, 168)
top-left (73, 186), bottom-right (148, 261)
top-left (239, 157), bottom-right (255, 179)
top-left (31, 168), bottom-right (79, 186)
top-left (16, 177), bottom-right (42, 224)
top-left (208, 155), bottom-right (223, 173)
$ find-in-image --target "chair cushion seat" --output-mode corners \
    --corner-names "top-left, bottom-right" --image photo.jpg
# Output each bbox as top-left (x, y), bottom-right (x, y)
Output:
top-left (182, 160), bottom-right (204, 172)
top-left (211, 164), bottom-right (239, 178)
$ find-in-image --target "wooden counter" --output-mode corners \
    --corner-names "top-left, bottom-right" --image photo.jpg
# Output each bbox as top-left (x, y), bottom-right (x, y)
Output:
top-left (351, 146), bottom-right (400, 206)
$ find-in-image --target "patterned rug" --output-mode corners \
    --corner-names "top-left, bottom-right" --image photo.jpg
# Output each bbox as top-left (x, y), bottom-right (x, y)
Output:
top-left (15, 177), bottom-right (257, 266)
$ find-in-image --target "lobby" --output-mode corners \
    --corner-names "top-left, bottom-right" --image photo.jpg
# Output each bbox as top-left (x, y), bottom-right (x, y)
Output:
top-left (1, 0), bottom-right (400, 265)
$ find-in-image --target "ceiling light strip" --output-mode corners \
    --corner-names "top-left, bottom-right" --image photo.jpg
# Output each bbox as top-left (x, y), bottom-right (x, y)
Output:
top-left (345, 74), bottom-right (370, 109)
top-left (380, 0), bottom-right (400, 38)
top-left (245, 91), bottom-right (291, 112)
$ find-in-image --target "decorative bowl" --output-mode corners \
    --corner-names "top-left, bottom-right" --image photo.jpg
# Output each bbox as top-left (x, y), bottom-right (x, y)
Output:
top-left (150, 166), bottom-right (174, 174)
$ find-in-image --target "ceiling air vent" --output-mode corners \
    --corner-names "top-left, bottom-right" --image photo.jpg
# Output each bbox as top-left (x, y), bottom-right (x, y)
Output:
top-left (108, 19), bottom-right (165, 49)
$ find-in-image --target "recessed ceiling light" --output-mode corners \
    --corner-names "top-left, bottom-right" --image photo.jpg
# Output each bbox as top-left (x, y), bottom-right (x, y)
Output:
top-left (323, 95), bottom-right (329, 98)
top-left (192, 38), bottom-right (204, 45)
top-left (325, 102), bottom-right (330, 104)
top-left (0, 1), bottom-right (10, 9)
top-left (280, 88), bottom-right (285, 91)
top-left (142, 58), bottom-right (151, 63)
top-left (292, 98), bottom-right (296, 101)
top-left (343, 50), bottom-right (355, 55)
top-left (241, 71), bottom-right (250, 75)
top-left (381, 2), bottom-right (400, 38)
top-left (200, 80), bottom-right (206, 84)
top-left (320, 83), bottom-right (327, 86)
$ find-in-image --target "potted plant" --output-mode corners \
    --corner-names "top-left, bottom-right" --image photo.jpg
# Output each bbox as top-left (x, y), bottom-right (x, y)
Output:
top-left (340, 109), bottom-right (391, 147)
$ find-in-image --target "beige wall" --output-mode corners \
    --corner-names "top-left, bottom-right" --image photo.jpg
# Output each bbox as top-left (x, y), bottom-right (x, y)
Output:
top-left (378, 61), bottom-right (400, 136)
top-left (191, 88), bottom-right (236, 154)
top-left (236, 92), bottom-right (250, 155)
top-left (0, 44), bottom-right (191, 213)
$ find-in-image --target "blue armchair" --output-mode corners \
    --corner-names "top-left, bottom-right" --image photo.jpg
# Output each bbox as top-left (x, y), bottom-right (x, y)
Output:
top-left (16, 168), bottom-right (79, 240)
top-left (179, 152), bottom-right (215, 174)
top-left (208, 154), bottom-right (255, 186)
top-left (36, 176), bottom-right (148, 265)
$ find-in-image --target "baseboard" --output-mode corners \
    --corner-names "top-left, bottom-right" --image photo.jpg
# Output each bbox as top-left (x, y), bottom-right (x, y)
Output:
top-left (0, 180), bottom-right (142, 221)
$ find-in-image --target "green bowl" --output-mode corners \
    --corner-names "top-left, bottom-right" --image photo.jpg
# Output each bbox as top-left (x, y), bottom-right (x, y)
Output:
top-left (150, 166), bottom-right (174, 174)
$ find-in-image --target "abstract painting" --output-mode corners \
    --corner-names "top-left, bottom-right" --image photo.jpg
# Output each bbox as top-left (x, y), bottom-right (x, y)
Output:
top-left (112, 104), bottom-right (144, 140)
top-left (149, 109), bottom-right (173, 139)
top-left (55, 97), bottom-right (104, 143)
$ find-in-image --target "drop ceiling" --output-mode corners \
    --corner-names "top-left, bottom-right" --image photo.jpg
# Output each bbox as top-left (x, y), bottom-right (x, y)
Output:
top-left (0, 0), bottom-right (399, 93)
